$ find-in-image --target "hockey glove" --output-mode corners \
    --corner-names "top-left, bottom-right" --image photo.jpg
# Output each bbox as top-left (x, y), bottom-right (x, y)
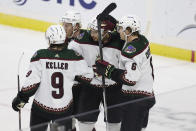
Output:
top-left (74, 75), bottom-right (92, 85)
top-left (96, 13), bottom-right (106, 21)
top-left (92, 64), bottom-right (101, 77)
top-left (12, 93), bottom-right (28, 112)
top-left (95, 58), bottom-right (115, 79)
top-left (96, 14), bottom-right (117, 31)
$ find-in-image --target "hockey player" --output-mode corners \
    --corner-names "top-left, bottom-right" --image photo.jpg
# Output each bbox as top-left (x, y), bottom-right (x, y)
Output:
top-left (12, 24), bottom-right (94, 131)
top-left (95, 15), bottom-right (156, 131)
top-left (60, 11), bottom-right (86, 131)
top-left (60, 10), bottom-right (83, 112)
top-left (68, 15), bottom-right (124, 131)
top-left (60, 10), bottom-right (81, 41)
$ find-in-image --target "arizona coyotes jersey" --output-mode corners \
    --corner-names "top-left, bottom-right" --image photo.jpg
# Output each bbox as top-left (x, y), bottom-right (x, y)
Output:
top-left (68, 30), bottom-right (124, 86)
top-left (21, 48), bottom-right (93, 114)
top-left (119, 35), bottom-right (154, 96)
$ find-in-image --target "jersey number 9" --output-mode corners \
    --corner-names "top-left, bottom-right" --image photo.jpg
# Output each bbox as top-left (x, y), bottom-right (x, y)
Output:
top-left (51, 72), bottom-right (64, 99)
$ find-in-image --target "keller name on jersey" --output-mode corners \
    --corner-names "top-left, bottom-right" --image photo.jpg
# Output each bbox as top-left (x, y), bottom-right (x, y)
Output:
top-left (46, 61), bottom-right (68, 70)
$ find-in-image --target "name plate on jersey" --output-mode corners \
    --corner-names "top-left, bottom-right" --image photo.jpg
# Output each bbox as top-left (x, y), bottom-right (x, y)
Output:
top-left (46, 62), bottom-right (68, 70)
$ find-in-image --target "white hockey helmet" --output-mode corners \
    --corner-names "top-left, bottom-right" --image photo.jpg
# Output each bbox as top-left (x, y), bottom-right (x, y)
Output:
top-left (60, 10), bottom-right (81, 27)
top-left (45, 24), bottom-right (66, 45)
top-left (118, 15), bottom-right (141, 33)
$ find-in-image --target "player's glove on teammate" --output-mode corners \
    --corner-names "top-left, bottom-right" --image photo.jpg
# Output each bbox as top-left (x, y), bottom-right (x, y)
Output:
top-left (95, 58), bottom-right (115, 79)
top-left (12, 93), bottom-right (29, 112)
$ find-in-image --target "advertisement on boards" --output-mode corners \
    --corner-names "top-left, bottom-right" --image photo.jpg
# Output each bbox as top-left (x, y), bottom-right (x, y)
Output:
top-left (0, 0), bottom-right (148, 31)
top-left (0, 0), bottom-right (196, 49)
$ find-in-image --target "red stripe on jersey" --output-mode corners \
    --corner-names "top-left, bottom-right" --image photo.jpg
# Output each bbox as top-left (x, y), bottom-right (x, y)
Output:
top-left (31, 57), bottom-right (83, 62)
top-left (121, 71), bottom-right (136, 86)
top-left (33, 99), bottom-right (73, 112)
top-left (122, 89), bottom-right (154, 96)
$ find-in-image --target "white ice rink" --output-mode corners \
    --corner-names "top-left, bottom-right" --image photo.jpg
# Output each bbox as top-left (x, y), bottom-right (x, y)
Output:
top-left (0, 25), bottom-right (196, 131)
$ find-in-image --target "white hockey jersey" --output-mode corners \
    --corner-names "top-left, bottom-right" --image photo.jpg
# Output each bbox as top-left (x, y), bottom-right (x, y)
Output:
top-left (119, 35), bottom-right (154, 96)
top-left (21, 48), bottom-right (93, 113)
top-left (68, 30), bottom-right (124, 86)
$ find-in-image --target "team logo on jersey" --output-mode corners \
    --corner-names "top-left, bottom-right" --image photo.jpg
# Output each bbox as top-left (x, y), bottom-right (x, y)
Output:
top-left (77, 32), bottom-right (85, 40)
top-left (26, 70), bottom-right (32, 77)
top-left (125, 45), bottom-right (136, 53)
top-left (55, 54), bottom-right (60, 58)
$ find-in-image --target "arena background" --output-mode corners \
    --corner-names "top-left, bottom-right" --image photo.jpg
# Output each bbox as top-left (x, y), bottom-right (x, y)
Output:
top-left (0, 0), bottom-right (196, 62)
top-left (1, 1), bottom-right (196, 131)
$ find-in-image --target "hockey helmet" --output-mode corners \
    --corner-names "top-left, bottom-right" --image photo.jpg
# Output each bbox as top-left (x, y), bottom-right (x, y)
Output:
top-left (60, 10), bottom-right (81, 27)
top-left (45, 24), bottom-right (66, 45)
top-left (118, 15), bottom-right (141, 33)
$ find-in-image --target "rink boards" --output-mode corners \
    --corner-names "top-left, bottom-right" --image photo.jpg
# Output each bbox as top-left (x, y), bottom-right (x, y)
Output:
top-left (1, 12), bottom-right (195, 63)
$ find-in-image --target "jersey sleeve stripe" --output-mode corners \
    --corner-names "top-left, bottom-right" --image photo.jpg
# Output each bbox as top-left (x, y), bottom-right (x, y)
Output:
top-left (121, 71), bottom-right (136, 86)
top-left (122, 89), bottom-right (154, 96)
top-left (21, 83), bottom-right (40, 92)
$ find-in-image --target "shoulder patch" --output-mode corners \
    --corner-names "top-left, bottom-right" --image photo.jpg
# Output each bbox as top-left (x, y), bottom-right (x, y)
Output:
top-left (124, 45), bottom-right (136, 54)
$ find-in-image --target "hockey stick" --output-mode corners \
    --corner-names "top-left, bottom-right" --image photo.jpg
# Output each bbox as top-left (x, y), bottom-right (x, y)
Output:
top-left (97, 3), bottom-right (117, 131)
top-left (17, 52), bottom-right (24, 130)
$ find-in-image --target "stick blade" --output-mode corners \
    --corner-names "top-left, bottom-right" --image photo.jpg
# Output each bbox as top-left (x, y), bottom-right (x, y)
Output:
top-left (102, 3), bottom-right (117, 15)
